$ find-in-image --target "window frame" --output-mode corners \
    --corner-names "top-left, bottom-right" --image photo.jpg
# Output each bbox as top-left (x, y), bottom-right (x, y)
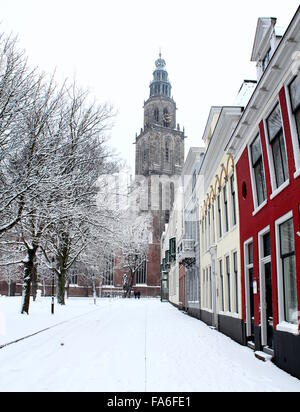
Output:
top-left (232, 250), bottom-right (239, 314)
top-left (264, 102), bottom-right (289, 193)
top-left (285, 74), bottom-right (300, 175)
top-left (249, 133), bottom-right (267, 207)
top-left (275, 211), bottom-right (298, 332)
top-left (219, 258), bottom-right (224, 312)
top-left (230, 173), bottom-right (237, 228)
top-left (225, 254), bottom-right (231, 312)
top-left (244, 238), bottom-right (254, 337)
top-left (223, 184), bottom-right (229, 233)
top-left (217, 193), bottom-right (222, 239)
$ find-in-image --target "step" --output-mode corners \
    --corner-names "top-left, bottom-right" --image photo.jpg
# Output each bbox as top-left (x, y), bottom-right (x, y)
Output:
top-left (263, 346), bottom-right (274, 356)
top-left (254, 351), bottom-right (273, 362)
top-left (247, 341), bottom-right (255, 350)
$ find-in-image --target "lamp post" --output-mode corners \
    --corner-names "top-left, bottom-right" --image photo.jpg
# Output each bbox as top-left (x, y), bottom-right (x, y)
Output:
top-left (51, 257), bottom-right (55, 315)
top-left (92, 273), bottom-right (96, 305)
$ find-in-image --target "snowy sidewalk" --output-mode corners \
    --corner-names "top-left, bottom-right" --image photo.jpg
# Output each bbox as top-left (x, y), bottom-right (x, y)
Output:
top-left (0, 298), bottom-right (300, 391)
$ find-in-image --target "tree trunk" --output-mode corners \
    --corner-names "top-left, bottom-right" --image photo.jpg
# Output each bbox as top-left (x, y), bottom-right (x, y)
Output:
top-left (125, 269), bottom-right (135, 298)
top-left (21, 248), bottom-right (37, 314)
top-left (57, 269), bottom-right (66, 305)
top-left (32, 259), bottom-right (38, 301)
top-left (92, 277), bottom-right (97, 304)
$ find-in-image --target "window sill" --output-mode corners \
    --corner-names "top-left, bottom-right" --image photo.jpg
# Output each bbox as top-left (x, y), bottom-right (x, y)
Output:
top-left (276, 321), bottom-right (299, 335)
top-left (218, 311), bottom-right (241, 319)
top-left (252, 199), bottom-right (267, 216)
top-left (202, 308), bottom-right (213, 313)
top-left (294, 168), bottom-right (300, 179)
top-left (270, 179), bottom-right (290, 200)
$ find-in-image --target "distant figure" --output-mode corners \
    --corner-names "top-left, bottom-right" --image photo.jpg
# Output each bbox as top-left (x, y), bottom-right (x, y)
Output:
top-left (137, 291), bottom-right (141, 299)
top-left (134, 291), bottom-right (137, 299)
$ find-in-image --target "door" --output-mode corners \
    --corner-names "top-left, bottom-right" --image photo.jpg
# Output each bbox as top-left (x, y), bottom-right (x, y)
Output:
top-left (261, 261), bottom-right (273, 348)
top-left (248, 267), bottom-right (255, 341)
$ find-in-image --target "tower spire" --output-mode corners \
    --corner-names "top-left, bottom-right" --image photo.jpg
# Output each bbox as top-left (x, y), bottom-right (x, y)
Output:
top-left (149, 53), bottom-right (171, 98)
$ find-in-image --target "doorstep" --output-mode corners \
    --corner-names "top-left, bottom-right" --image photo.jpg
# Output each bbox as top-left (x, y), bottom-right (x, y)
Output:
top-left (263, 346), bottom-right (274, 357)
top-left (254, 351), bottom-right (273, 362)
top-left (247, 341), bottom-right (255, 350)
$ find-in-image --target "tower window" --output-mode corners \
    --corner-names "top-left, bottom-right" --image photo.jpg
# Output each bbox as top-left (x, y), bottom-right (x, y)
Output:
top-left (154, 107), bottom-right (159, 122)
top-left (165, 143), bottom-right (169, 161)
top-left (163, 108), bottom-right (170, 127)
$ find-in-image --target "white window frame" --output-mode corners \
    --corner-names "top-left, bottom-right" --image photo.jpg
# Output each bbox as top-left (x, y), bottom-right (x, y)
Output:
top-left (232, 249), bottom-right (239, 315)
top-left (263, 101), bottom-right (290, 196)
top-left (225, 254), bottom-right (231, 313)
top-left (211, 201), bottom-right (216, 244)
top-left (217, 193), bottom-right (222, 239)
top-left (284, 74), bottom-right (300, 177)
top-left (275, 210), bottom-right (299, 335)
top-left (247, 133), bottom-right (268, 214)
top-left (218, 257), bottom-right (224, 313)
top-left (229, 172), bottom-right (237, 229)
top-left (244, 237), bottom-right (254, 337)
top-left (258, 225), bottom-right (271, 346)
top-left (223, 183), bottom-right (229, 234)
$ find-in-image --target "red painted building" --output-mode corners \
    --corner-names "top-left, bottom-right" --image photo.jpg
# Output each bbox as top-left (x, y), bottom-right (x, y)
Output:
top-left (228, 10), bottom-right (300, 378)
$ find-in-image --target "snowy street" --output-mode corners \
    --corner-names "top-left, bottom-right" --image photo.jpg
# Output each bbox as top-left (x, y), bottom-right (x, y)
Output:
top-left (0, 298), bottom-right (300, 392)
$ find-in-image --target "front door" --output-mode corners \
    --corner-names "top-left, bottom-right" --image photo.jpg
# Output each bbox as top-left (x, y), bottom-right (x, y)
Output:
top-left (261, 261), bottom-right (273, 348)
top-left (248, 267), bottom-right (255, 341)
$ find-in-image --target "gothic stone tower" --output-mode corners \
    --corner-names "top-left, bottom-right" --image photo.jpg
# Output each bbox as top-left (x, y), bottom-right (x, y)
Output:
top-left (134, 54), bottom-right (185, 296)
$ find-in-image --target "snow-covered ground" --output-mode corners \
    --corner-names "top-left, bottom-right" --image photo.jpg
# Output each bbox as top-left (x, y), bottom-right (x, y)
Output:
top-left (0, 297), bottom-right (300, 392)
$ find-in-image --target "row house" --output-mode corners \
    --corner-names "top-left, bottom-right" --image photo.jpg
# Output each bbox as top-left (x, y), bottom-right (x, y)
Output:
top-left (199, 105), bottom-right (245, 343)
top-left (160, 7), bottom-right (300, 379)
top-left (227, 10), bottom-right (300, 378)
top-left (177, 147), bottom-right (204, 315)
top-left (161, 180), bottom-right (184, 306)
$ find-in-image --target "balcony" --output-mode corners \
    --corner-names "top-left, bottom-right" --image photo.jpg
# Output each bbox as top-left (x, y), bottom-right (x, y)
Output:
top-left (177, 239), bottom-right (195, 263)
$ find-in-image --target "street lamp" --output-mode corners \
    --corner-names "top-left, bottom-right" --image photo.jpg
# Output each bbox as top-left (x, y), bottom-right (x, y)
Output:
top-left (51, 256), bottom-right (55, 315)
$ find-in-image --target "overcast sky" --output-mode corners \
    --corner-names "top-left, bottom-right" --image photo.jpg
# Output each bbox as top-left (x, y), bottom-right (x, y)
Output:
top-left (1, 0), bottom-right (299, 172)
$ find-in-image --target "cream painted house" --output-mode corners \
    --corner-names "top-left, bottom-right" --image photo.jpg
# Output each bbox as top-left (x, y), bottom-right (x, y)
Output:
top-left (198, 104), bottom-right (246, 344)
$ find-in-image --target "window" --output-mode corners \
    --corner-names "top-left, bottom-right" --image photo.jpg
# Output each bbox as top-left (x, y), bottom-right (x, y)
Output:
top-left (219, 259), bottom-right (224, 311)
top-left (223, 185), bottom-right (229, 233)
top-left (226, 256), bottom-right (231, 312)
top-left (165, 142), bottom-right (169, 161)
top-left (250, 134), bottom-right (266, 206)
top-left (266, 104), bottom-right (289, 188)
top-left (279, 218), bottom-right (297, 324)
top-left (212, 202), bottom-right (215, 243)
top-left (244, 241), bottom-right (254, 337)
top-left (262, 47), bottom-right (271, 72)
top-left (154, 107), bottom-right (159, 122)
top-left (230, 175), bottom-right (237, 226)
top-left (163, 108), bottom-right (170, 127)
top-left (201, 220), bottom-right (204, 253)
top-left (71, 273), bottom-right (78, 285)
top-left (203, 269), bottom-right (206, 308)
top-left (289, 75), bottom-right (300, 148)
top-left (204, 215), bottom-right (207, 251)
top-left (209, 266), bottom-right (212, 310)
top-left (217, 194), bottom-right (222, 238)
top-left (136, 260), bottom-right (147, 284)
top-left (233, 252), bottom-right (238, 314)
top-left (102, 255), bottom-right (114, 286)
top-left (206, 268), bottom-right (209, 309)
top-left (208, 208), bottom-right (211, 247)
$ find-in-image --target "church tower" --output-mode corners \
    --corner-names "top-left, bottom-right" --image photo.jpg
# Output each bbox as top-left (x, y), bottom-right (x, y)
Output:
top-left (135, 53), bottom-right (185, 239)
top-left (133, 54), bottom-right (185, 297)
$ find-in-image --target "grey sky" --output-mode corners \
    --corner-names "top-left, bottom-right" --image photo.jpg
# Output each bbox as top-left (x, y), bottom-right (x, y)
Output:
top-left (1, 0), bottom-right (299, 172)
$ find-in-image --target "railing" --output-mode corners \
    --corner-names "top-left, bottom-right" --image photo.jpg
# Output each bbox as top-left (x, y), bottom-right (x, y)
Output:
top-left (177, 239), bottom-right (195, 263)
